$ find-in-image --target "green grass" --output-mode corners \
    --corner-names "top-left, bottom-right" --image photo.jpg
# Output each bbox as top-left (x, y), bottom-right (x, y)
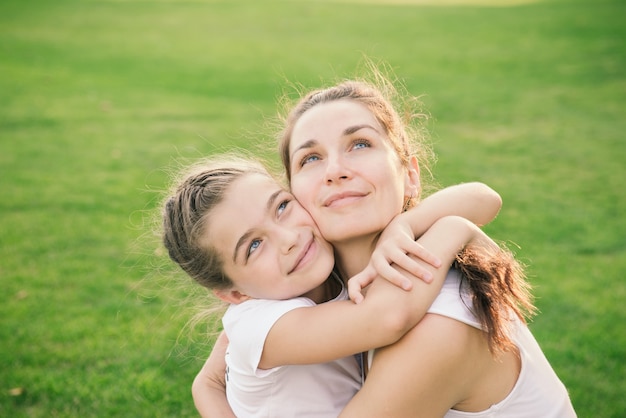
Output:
top-left (1, 0), bottom-right (624, 416)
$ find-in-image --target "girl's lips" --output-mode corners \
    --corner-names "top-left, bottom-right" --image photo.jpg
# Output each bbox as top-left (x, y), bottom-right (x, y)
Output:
top-left (289, 238), bottom-right (314, 274)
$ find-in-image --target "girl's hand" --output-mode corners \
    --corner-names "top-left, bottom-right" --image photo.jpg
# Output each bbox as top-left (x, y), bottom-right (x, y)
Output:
top-left (348, 216), bottom-right (441, 304)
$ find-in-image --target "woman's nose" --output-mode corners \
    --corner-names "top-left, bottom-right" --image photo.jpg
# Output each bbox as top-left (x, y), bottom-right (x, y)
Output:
top-left (325, 154), bottom-right (350, 184)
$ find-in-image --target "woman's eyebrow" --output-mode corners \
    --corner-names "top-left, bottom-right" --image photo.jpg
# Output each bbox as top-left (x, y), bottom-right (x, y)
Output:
top-left (291, 139), bottom-right (317, 157)
top-left (343, 124), bottom-right (378, 136)
top-left (232, 189), bottom-right (283, 263)
top-left (291, 124), bottom-right (378, 158)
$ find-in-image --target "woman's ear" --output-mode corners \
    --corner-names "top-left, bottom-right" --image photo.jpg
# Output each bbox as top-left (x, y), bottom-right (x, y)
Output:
top-left (213, 288), bottom-right (251, 305)
top-left (404, 156), bottom-right (421, 197)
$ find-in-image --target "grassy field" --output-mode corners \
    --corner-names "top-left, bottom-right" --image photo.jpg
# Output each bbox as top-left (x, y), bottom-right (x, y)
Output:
top-left (1, 0), bottom-right (624, 416)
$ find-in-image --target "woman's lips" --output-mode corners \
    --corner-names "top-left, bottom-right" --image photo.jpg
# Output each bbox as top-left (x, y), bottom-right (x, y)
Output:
top-left (323, 191), bottom-right (366, 208)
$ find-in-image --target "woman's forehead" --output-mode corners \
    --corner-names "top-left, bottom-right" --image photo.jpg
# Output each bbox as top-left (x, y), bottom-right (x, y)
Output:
top-left (293, 99), bottom-right (380, 137)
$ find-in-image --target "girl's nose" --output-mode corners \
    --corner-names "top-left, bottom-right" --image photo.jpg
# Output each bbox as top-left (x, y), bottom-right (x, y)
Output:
top-left (277, 225), bottom-right (299, 254)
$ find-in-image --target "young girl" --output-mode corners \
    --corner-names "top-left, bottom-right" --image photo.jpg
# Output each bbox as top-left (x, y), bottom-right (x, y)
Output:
top-left (163, 154), bottom-right (519, 417)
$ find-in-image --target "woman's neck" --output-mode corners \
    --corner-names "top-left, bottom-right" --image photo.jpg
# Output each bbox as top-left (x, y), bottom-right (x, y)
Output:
top-left (303, 274), bottom-right (343, 304)
top-left (333, 235), bottom-right (378, 279)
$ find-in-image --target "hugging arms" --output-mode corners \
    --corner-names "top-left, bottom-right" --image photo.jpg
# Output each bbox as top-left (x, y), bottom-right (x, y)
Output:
top-left (187, 179), bottom-right (504, 417)
top-left (166, 73), bottom-right (574, 417)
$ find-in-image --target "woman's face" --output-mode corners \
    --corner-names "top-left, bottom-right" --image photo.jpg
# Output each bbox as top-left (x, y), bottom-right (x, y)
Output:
top-left (205, 173), bottom-right (335, 301)
top-left (288, 99), bottom-right (414, 245)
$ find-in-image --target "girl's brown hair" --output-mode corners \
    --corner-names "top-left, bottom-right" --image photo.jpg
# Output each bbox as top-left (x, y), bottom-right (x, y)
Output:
top-left (162, 155), bottom-right (271, 291)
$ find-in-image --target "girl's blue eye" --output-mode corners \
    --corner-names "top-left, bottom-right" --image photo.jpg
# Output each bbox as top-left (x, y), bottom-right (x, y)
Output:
top-left (247, 239), bottom-right (261, 257)
top-left (353, 140), bottom-right (370, 150)
top-left (277, 199), bottom-right (289, 215)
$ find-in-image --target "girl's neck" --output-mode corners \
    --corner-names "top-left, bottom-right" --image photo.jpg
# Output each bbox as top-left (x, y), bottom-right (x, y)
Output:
top-left (333, 235), bottom-right (378, 279)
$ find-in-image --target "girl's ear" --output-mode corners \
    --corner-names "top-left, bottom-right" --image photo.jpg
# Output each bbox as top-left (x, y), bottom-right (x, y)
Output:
top-left (213, 288), bottom-right (251, 305)
top-left (404, 156), bottom-right (421, 197)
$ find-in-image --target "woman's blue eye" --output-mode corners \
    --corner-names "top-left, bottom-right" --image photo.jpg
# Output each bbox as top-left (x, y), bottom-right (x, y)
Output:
top-left (301, 154), bottom-right (319, 166)
top-left (353, 140), bottom-right (370, 150)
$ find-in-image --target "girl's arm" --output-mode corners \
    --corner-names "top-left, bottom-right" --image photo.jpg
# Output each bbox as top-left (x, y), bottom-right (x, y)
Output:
top-left (413, 182), bottom-right (502, 230)
top-left (191, 332), bottom-right (236, 418)
top-left (260, 216), bottom-right (491, 369)
top-left (339, 221), bottom-right (504, 417)
top-left (349, 182), bottom-right (502, 300)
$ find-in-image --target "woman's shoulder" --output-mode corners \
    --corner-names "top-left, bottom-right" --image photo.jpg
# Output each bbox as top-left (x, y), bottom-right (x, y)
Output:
top-left (426, 267), bottom-right (482, 329)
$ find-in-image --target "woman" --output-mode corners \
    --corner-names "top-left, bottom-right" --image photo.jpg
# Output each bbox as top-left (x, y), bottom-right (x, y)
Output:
top-left (163, 155), bottom-right (503, 417)
top-left (194, 75), bottom-right (576, 416)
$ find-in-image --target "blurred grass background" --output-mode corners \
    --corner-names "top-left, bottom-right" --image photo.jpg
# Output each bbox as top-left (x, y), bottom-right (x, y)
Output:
top-left (1, 0), bottom-right (624, 416)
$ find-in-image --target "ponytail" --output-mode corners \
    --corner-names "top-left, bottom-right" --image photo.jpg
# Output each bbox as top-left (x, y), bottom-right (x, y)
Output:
top-left (455, 243), bottom-right (537, 355)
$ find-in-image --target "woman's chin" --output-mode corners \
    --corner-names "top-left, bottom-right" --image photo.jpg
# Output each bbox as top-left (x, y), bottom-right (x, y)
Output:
top-left (322, 224), bottom-right (382, 245)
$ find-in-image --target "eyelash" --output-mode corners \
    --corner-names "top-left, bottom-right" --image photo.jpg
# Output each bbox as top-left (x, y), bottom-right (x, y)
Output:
top-left (245, 197), bottom-right (291, 259)
top-left (352, 138), bottom-right (371, 149)
top-left (246, 239), bottom-right (261, 258)
top-left (298, 153), bottom-right (319, 168)
top-left (277, 198), bottom-right (290, 215)
top-left (298, 138), bottom-right (371, 167)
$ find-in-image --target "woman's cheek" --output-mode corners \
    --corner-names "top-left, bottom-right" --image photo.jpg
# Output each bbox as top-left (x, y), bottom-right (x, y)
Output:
top-left (292, 179), bottom-right (316, 211)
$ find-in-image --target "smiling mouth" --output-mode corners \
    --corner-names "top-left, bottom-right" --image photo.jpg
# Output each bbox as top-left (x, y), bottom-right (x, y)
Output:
top-left (324, 192), bottom-right (366, 208)
top-left (289, 238), bottom-right (314, 274)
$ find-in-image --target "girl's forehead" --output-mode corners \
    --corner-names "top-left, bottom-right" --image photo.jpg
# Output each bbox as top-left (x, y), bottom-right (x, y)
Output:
top-left (229, 173), bottom-right (282, 203)
top-left (205, 174), bottom-right (283, 253)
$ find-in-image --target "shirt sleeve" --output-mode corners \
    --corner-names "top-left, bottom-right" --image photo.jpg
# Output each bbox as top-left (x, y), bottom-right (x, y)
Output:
top-left (222, 297), bottom-right (316, 377)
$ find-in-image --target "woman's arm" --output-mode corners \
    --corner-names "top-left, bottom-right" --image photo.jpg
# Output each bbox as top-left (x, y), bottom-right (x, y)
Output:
top-left (260, 216), bottom-right (488, 369)
top-left (339, 314), bottom-right (483, 417)
top-left (340, 220), bottom-right (507, 417)
top-left (191, 332), bottom-right (236, 418)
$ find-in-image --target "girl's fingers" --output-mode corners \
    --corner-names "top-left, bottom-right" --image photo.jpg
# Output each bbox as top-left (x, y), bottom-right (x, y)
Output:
top-left (372, 260), bottom-right (414, 290)
top-left (375, 247), bottom-right (433, 284)
top-left (404, 241), bottom-right (442, 268)
top-left (348, 266), bottom-right (376, 303)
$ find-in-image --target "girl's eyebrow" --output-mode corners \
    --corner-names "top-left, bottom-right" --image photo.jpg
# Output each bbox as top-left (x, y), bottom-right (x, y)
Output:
top-left (232, 189), bottom-right (283, 263)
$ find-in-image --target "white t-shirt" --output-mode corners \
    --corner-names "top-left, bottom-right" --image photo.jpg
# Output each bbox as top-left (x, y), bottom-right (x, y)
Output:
top-left (364, 268), bottom-right (575, 416)
top-left (422, 268), bottom-right (576, 417)
top-left (443, 318), bottom-right (577, 418)
top-left (222, 277), bottom-right (361, 418)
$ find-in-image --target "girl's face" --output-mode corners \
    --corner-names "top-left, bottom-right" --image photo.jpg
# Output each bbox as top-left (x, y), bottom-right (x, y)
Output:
top-left (205, 173), bottom-right (335, 302)
top-left (288, 99), bottom-right (417, 246)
